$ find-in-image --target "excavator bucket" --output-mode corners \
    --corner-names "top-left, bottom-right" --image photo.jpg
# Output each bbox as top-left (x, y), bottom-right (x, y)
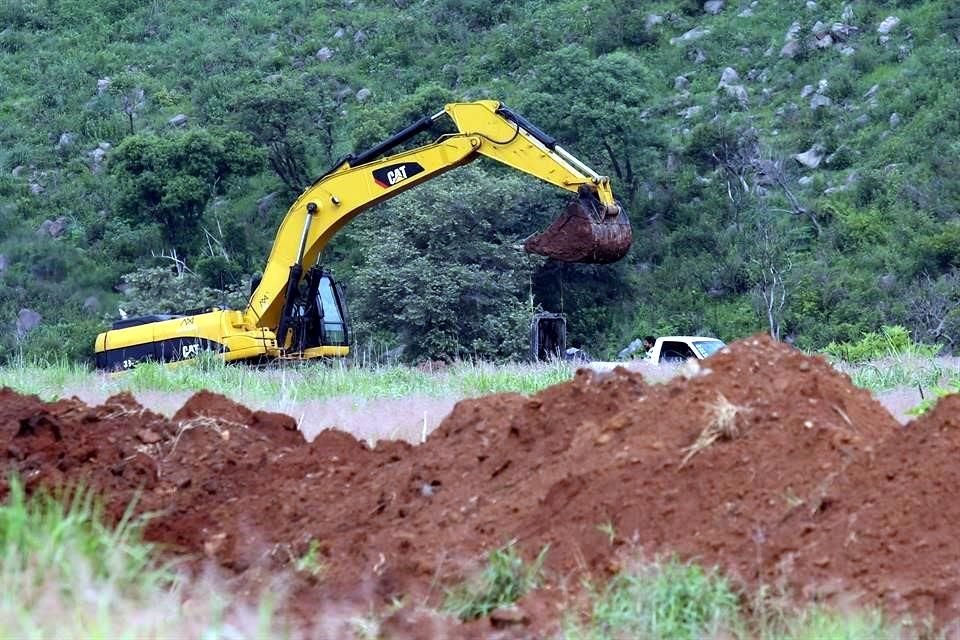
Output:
top-left (523, 198), bottom-right (632, 264)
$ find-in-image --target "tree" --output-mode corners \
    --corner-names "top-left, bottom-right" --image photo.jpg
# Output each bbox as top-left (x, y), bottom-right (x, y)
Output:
top-left (344, 166), bottom-right (546, 362)
top-left (111, 129), bottom-right (263, 253)
top-left (513, 46), bottom-right (663, 211)
top-left (230, 81), bottom-right (338, 193)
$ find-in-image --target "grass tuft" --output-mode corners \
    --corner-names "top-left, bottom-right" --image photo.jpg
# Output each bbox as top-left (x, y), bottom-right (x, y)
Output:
top-left (0, 475), bottom-right (288, 638)
top-left (443, 541), bottom-right (548, 621)
top-left (567, 556), bottom-right (741, 640)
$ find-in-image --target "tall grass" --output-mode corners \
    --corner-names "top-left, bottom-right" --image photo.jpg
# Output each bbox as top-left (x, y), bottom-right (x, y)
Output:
top-left (0, 354), bottom-right (575, 404)
top-left (0, 476), bottom-right (284, 638)
top-left (835, 355), bottom-right (955, 392)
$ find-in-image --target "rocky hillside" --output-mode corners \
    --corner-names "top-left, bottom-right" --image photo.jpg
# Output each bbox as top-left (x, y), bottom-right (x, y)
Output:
top-left (1, 0), bottom-right (958, 361)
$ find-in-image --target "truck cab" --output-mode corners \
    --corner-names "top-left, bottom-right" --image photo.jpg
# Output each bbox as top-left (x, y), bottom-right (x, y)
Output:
top-left (645, 336), bottom-right (726, 365)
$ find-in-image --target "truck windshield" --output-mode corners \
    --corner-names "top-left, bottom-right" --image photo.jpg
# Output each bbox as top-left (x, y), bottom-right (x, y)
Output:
top-left (694, 340), bottom-right (725, 358)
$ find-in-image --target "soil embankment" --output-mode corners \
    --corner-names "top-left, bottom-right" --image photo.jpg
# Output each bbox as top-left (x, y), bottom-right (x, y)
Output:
top-left (2, 336), bottom-right (958, 633)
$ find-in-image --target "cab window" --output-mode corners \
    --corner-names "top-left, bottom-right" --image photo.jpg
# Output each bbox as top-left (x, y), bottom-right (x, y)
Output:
top-left (317, 276), bottom-right (348, 346)
top-left (659, 341), bottom-right (696, 364)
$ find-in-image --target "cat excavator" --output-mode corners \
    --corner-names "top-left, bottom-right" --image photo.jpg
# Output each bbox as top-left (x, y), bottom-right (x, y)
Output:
top-left (94, 100), bottom-right (632, 369)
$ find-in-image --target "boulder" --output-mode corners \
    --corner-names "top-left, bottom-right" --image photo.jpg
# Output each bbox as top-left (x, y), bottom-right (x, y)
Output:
top-left (168, 114), bottom-right (188, 128)
top-left (257, 191), bottom-right (279, 216)
top-left (57, 132), bottom-right (77, 148)
top-left (29, 183), bottom-right (43, 195)
top-left (810, 94), bottom-right (832, 110)
top-left (355, 87), bottom-right (372, 102)
top-left (88, 144), bottom-right (110, 173)
top-left (877, 16), bottom-right (900, 34)
top-left (315, 46), bottom-right (334, 61)
top-left (96, 77), bottom-right (111, 95)
top-left (334, 27), bottom-right (345, 38)
top-left (780, 39), bottom-right (802, 59)
top-left (785, 21), bottom-right (802, 41)
top-left (878, 274), bottom-right (897, 290)
top-left (678, 105), bottom-right (703, 120)
top-left (83, 296), bottom-right (100, 314)
top-left (674, 75), bottom-right (690, 91)
top-left (0, 254), bottom-right (7, 272)
top-left (718, 67), bottom-right (740, 86)
top-left (11, 165), bottom-right (24, 177)
top-left (703, 0), bottom-right (724, 15)
top-left (813, 33), bottom-right (834, 49)
top-left (16, 308), bottom-right (42, 339)
top-left (830, 22), bottom-right (858, 41)
top-left (36, 217), bottom-right (69, 238)
top-left (794, 145), bottom-right (825, 169)
top-left (353, 30), bottom-right (366, 45)
top-left (723, 84), bottom-right (749, 107)
top-left (800, 84), bottom-right (815, 98)
top-left (645, 14), bottom-right (664, 30)
top-left (670, 26), bottom-right (709, 45)
top-left (889, 112), bottom-right (902, 128)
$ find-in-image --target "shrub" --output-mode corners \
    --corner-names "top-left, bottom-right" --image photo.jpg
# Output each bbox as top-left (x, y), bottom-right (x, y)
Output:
top-left (823, 325), bottom-right (941, 363)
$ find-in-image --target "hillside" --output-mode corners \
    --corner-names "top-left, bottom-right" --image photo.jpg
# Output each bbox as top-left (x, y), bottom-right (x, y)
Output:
top-left (1, 0), bottom-right (958, 362)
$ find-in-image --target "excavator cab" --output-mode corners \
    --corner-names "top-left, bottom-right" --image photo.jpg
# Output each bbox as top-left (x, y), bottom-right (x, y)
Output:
top-left (275, 266), bottom-right (351, 356)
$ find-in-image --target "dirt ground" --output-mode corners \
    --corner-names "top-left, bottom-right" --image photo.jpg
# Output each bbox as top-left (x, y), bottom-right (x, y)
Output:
top-left (3, 335), bottom-right (959, 637)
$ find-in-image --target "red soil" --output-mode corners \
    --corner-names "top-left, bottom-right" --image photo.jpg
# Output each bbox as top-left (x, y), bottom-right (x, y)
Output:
top-left (2, 335), bottom-right (957, 635)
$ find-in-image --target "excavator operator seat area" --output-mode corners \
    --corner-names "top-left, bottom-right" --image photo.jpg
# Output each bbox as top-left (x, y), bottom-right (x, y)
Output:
top-left (316, 275), bottom-right (349, 347)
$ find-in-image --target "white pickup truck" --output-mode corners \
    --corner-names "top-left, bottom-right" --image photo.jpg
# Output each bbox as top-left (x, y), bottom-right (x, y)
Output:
top-left (582, 335), bottom-right (727, 374)
top-left (644, 336), bottom-right (726, 365)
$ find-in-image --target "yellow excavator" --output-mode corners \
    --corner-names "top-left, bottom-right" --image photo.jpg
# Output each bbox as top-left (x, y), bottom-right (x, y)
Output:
top-left (94, 100), bottom-right (632, 370)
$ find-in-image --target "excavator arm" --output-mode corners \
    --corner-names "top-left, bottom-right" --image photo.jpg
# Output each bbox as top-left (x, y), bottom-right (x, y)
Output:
top-left (94, 100), bottom-right (631, 369)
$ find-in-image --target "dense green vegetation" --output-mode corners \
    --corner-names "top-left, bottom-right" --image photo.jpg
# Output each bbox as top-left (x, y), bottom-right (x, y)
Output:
top-left (2, 0), bottom-right (959, 363)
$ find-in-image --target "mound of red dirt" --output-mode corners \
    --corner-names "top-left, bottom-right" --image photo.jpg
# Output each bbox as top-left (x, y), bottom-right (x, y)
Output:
top-left (2, 335), bottom-right (958, 633)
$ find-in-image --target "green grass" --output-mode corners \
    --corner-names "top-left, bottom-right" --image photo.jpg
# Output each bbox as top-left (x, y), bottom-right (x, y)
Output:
top-left (566, 557), bottom-right (741, 640)
top-left (835, 355), bottom-right (954, 393)
top-left (3, 350), bottom-right (958, 407)
top-left (443, 541), bottom-right (548, 621)
top-left (0, 476), bottom-right (286, 638)
top-left (0, 353), bottom-right (575, 405)
top-left (565, 557), bottom-right (910, 640)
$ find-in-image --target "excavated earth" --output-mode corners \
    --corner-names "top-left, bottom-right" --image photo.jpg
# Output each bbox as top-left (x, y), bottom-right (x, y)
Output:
top-left (3, 335), bottom-right (960, 636)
